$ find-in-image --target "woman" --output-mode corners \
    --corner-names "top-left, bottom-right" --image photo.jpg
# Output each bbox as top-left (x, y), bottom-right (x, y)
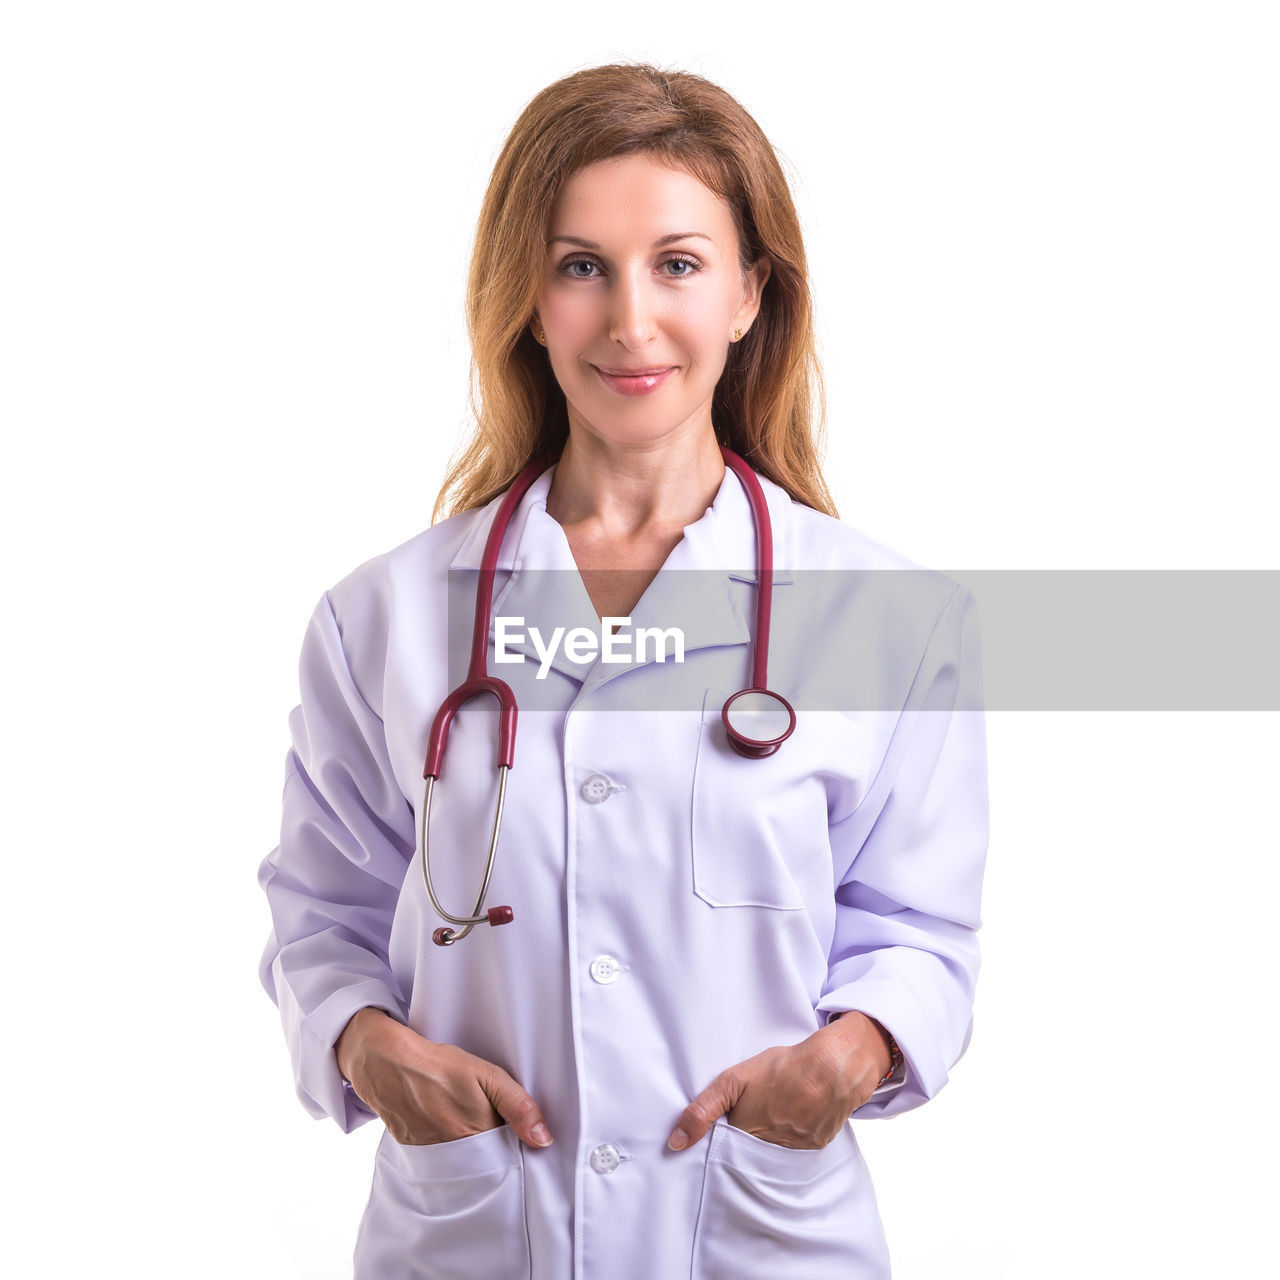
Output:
top-left (258, 63), bottom-right (989, 1279)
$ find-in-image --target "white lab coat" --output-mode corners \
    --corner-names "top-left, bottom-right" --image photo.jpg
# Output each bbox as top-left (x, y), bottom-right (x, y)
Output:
top-left (257, 460), bottom-right (989, 1279)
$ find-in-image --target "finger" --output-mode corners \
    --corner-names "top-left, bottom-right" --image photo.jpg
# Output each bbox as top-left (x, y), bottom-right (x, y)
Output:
top-left (479, 1063), bottom-right (554, 1149)
top-left (668, 1072), bottom-right (740, 1152)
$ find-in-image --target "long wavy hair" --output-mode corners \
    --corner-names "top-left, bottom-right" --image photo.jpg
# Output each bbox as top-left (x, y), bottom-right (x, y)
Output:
top-left (432, 62), bottom-right (836, 523)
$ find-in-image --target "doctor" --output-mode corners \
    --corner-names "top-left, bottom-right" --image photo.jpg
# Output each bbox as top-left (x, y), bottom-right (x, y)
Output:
top-left (258, 63), bottom-right (988, 1280)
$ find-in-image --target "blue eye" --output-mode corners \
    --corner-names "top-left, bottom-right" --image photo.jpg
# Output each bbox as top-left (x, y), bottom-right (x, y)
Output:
top-left (663, 254), bottom-right (701, 276)
top-left (557, 253), bottom-right (703, 279)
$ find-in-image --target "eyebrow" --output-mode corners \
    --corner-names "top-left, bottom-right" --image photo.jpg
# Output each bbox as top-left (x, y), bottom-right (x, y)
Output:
top-left (547, 232), bottom-right (713, 250)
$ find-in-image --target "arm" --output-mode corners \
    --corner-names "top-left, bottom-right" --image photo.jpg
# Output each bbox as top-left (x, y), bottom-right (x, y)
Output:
top-left (817, 584), bottom-right (989, 1119)
top-left (257, 590), bottom-right (413, 1133)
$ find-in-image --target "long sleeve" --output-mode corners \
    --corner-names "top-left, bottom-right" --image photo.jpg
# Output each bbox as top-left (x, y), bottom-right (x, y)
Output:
top-left (816, 583), bottom-right (989, 1119)
top-left (257, 590), bottom-right (413, 1133)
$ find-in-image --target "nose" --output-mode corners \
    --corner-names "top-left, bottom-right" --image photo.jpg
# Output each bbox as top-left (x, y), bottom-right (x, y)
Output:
top-left (607, 267), bottom-right (658, 350)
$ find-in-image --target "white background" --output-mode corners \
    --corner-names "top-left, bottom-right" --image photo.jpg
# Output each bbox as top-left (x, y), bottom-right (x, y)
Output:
top-left (3, 2), bottom-right (1276, 1276)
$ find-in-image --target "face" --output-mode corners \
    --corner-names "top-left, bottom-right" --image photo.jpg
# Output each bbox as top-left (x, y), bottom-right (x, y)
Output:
top-left (534, 153), bottom-right (770, 450)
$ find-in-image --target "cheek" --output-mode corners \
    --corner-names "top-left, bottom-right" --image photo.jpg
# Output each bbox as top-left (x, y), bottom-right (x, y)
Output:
top-left (671, 298), bottom-right (734, 367)
top-left (675, 285), bottom-right (736, 339)
top-left (539, 289), bottom-right (597, 347)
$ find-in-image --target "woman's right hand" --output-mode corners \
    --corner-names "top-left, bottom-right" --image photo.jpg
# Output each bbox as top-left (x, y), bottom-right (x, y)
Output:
top-left (335, 1007), bottom-right (554, 1150)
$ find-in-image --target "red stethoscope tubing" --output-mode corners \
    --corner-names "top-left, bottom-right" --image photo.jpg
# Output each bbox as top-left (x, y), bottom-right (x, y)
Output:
top-left (419, 444), bottom-right (794, 945)
top-left (422, 453), bottom-right (556, 780)
top-left (718, 446), bottom-right (774, 693)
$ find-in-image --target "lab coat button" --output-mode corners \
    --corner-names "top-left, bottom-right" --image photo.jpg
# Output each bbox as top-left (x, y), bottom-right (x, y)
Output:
top-left (590, 954), bottom-right (622, 984)
top-left (590, 1143), bottom-right (620, 1174)
top-left (581, 774), bottom-right (613, 804)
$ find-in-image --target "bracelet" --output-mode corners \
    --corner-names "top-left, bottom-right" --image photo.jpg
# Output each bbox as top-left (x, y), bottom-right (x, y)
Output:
top-left (877, 1030), bottom-right (904, 1087)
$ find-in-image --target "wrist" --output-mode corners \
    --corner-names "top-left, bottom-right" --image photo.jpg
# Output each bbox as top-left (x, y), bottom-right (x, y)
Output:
top-left (336, 1006), bottom-right (390, 1082)
top-left (825, 1011), bottom-right (902, 1087)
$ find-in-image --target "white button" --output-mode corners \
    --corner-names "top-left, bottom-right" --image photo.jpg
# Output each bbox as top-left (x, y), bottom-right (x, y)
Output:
top-left (590, 1143), bottom-right (620, 1174)
top-left (590, 955), bottom-right (622, 985)
top-left (580, 774), bottom-right (613, 804)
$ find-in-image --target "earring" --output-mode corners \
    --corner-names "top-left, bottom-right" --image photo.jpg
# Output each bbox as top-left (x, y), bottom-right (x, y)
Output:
top-left (733, 328), bottom-right (743, 342)
top-left (540, 328), bottom-right (546, 344)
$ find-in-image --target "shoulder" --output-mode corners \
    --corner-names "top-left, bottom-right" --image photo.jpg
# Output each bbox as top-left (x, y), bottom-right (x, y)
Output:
top-left (313, 506), bottom-right (488, 699)
top-left (326, 509), bottom-right (472, 615)
top-left (781, 493), bottom-right (968, 652)
top-left (786, 496), bottom-right (933, 575)
top-left (769, 491), bottom-right (979, 717)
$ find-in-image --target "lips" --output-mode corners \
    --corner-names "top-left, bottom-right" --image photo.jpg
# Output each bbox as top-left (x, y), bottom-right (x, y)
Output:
top-left (593, 365), bottom-right (676, 396)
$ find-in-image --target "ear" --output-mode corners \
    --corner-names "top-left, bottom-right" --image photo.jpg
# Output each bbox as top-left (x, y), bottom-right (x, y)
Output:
top-left (733, 253), bottom-right (772, 337)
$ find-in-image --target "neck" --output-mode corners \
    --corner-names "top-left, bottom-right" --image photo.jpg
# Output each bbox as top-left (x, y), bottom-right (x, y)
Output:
top-left (544, 425), bottom-right (725, 538)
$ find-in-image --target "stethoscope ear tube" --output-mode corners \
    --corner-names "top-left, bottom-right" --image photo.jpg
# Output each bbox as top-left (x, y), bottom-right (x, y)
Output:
top-left (418, 452), bottom-right (557, 949)
top-left (420, 764), bottom-right (514, 947)
top-left (419, 668), bottom-right (521, 946)
top-left (421, 678), bottom-right (521, 947)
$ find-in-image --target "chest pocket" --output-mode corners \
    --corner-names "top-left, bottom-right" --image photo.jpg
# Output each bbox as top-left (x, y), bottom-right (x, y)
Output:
top-left (691, 687), bottom-right (849, 912)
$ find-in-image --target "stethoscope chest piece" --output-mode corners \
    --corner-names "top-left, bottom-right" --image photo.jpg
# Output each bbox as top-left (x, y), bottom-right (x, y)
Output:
top-left (721, 687), bottom-right (796, 758)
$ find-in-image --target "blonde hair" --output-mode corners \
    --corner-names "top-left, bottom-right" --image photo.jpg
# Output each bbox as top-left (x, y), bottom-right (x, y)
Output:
top-left (432, 62), bottom-right (836, 523)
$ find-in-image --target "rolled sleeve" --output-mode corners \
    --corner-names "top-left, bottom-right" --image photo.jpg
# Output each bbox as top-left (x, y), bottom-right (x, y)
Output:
top-left (257, 590), bottom-right (413, 1133)
top-left (817, 584), bottom-right (989, 1119)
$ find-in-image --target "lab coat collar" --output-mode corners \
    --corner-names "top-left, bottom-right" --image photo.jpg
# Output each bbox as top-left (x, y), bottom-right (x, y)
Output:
top-left (447, 458), bottom-right (796, 577)
top-left (447, 457), bottom-right (795, 686)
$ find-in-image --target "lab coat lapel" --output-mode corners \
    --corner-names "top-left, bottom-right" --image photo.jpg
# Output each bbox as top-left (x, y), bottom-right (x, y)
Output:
top-left (578, 461), bottom-right (795, 700)
top-left (447, 459), bottom-right (795, 692)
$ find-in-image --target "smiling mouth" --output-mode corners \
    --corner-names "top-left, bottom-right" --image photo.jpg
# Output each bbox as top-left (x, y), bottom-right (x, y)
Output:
top-left (592, 365), bottom-right (677, 396)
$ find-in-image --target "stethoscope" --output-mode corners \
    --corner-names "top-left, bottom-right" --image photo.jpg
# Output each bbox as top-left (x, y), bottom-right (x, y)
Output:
top-left (419, 444), bottom-right (796, 946)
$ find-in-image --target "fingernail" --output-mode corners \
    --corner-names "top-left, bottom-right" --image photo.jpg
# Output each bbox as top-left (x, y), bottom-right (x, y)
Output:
top-left (530, 1123), bottom-right (553, 1147)
top-left (668, 1127), bottom-right (689, 1151)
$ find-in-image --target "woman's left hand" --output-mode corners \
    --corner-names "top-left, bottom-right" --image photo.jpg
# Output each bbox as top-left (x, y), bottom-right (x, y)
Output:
top-left (666, 1012), bottom-right (893, 1152)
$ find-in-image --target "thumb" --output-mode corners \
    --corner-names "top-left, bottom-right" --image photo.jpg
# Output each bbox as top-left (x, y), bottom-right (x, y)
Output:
top-left (668, 1071), bottom-right (742, 1152)
top-left (479, 1062), bottom-right (554, 1150)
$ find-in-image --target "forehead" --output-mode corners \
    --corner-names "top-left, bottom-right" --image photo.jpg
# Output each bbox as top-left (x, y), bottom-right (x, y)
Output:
top-left (548, 154), bottom-right (735, 243)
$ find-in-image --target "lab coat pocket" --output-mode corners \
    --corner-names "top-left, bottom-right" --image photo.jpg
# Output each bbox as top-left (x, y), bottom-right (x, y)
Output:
top-left (353, 1124), bottom-right (532, 1280)
top-left (690, 1118), bottom-right (889, 1280)
top-left (690, 687), bottom-right (829, 911)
